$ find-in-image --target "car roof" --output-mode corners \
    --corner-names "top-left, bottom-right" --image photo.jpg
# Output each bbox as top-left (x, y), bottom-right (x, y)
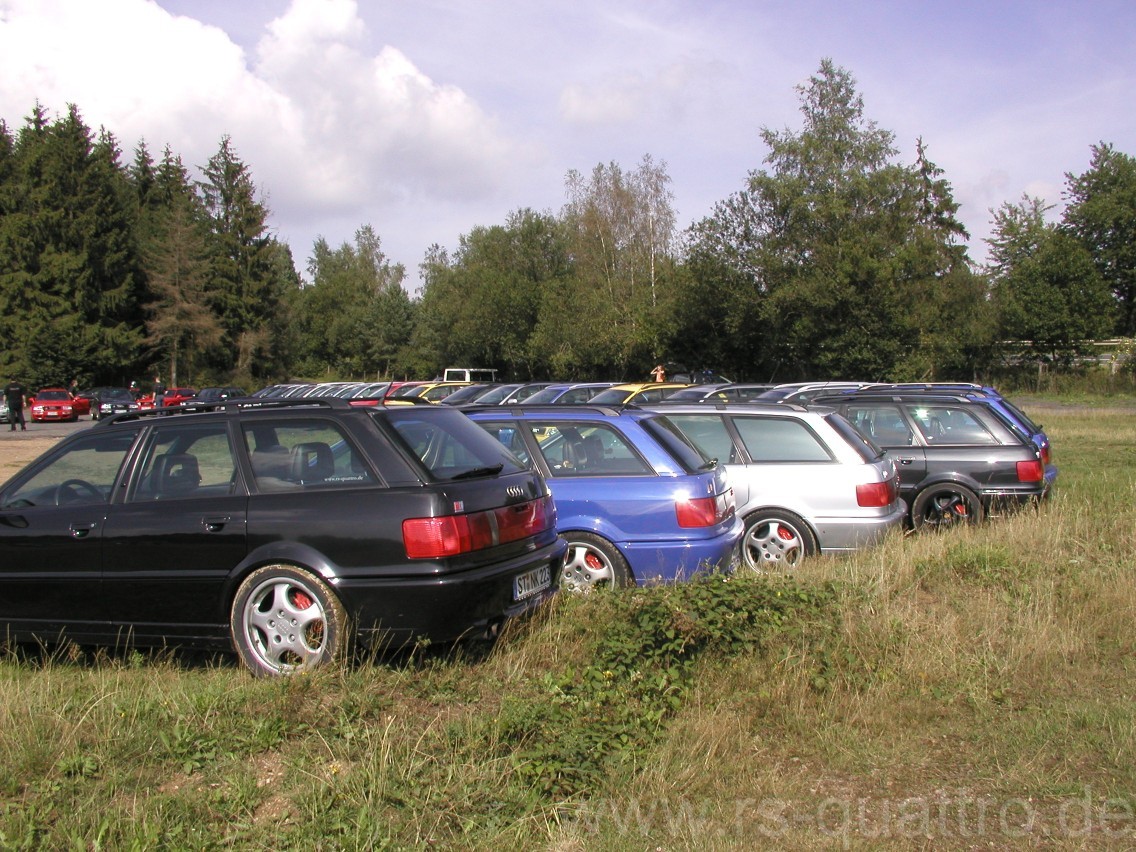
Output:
top-left (643, 401), bottom-right (810, 415)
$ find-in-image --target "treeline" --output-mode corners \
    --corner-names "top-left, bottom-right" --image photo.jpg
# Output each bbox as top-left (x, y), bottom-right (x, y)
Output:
top-left (1, 61), bottom-right (1133, 390)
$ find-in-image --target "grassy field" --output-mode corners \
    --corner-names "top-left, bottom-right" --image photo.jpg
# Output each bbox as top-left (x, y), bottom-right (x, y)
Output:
top-left (1, 401), bottom-right (1134, 849)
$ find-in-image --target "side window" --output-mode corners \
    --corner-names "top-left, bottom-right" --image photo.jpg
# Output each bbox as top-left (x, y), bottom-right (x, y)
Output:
top-left (475, 422), bottom-right (533, 467)
top-left (131, 423), bottom-right (237, 501)
top-left (242, 419), bottom-right (375, 492)
top-left (733, 416), bottom-right (834, 462)
top-left (846, 405), bottom-right (914, 447)
top-left (530, 422), bottom-right (652, 477)
top-left (1, 431), bottom-right (135, 508)
top-left (909, 404), bottom-right (998, 445)
top-left (661, 414), bottom-right (737, 464)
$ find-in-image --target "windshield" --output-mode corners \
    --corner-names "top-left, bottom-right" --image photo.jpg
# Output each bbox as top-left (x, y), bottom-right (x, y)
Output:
top-left (588, 388), bottom-right (632, 404)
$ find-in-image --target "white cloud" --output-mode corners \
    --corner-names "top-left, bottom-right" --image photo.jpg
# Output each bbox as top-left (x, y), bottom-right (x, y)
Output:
top-left (0, 0), bottom-right (532, 268)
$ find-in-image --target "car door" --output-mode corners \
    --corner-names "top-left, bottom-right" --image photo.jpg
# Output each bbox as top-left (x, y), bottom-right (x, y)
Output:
top-left (100, 421), bottom-right (248, 636)
top-left (0, 429), bottom-right (138, 636)
top-left (505, 418), bottom-right (663, 540)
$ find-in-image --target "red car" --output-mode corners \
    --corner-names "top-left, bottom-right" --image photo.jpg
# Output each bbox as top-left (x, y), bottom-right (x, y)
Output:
top-left (162, 387), bottom-right (198, 407)
top-left (29, 388), bottom-right (78, 422)
top-left (137, 387), bottom-right (197, 409)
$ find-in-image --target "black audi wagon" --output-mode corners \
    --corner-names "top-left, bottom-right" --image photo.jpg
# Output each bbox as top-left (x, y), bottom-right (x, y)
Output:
top-left (0, 398), bottom-right (565, 675)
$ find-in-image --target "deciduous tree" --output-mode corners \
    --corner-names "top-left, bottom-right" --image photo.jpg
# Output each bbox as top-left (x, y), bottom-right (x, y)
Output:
top-left (1063, 143), bottom-right (1136, 336)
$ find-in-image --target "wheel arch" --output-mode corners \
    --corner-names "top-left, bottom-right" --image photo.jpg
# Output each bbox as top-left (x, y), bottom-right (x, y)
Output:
top-left (910, 474), bottom-right (988, 508)
top-left (220, 541), bottom-right (342, 617)
top-left (741, 505), bottom-right (820, 542)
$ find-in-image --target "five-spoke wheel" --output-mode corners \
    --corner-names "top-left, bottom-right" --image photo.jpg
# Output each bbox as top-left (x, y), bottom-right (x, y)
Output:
top-left (911, 484), bottom-right (982, 530)
top-left (560, 533), bottom-right (632, 593)
top-left (741, 510), bottom-right (817, 571)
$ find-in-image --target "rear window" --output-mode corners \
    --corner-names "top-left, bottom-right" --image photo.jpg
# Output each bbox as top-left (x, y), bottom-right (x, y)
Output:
top-left (641, 416), bottom-right (715, 473)
top-left (384, 408), bottom-right (528, 479)
top-left (658, 414), bottom-right (738, 464)
top-left (825, 412), bottom-right (883, 462)
top-left (992, 397), bottom-right (1041, 435)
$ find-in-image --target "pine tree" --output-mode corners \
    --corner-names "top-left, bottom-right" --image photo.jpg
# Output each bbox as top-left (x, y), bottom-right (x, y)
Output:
top-left (198, 136), bottom-right (287, 380)
top-left (0, 104), bottom-right (143, 386)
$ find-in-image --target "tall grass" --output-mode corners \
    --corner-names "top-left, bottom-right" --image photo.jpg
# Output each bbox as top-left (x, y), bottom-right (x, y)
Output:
top-left (1, 406), bottom-right (1134, 849)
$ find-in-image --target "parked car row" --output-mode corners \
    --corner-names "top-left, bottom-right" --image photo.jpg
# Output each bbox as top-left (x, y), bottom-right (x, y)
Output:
top-left (0, 374), bottom-right (1053, 676)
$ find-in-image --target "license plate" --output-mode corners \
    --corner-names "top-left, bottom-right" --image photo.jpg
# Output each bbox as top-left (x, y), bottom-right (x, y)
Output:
top-left (513, 563), bottom-right (552, 600)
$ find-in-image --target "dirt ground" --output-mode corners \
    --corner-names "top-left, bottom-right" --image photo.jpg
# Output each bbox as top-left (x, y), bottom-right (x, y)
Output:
top-left (0, 434), bottom-right (60, 482)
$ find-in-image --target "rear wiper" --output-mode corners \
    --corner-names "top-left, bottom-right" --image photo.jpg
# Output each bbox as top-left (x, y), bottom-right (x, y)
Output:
top-left (450, 463), bottom-right (504, 480)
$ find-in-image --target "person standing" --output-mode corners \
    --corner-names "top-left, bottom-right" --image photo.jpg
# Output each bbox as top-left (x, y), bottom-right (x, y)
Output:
top-left (152, 375), bottom-right (166, 408)
top-left (4, 378), bottom-right (27, 431)
top-left (650, 363), bottom-right (667, 383)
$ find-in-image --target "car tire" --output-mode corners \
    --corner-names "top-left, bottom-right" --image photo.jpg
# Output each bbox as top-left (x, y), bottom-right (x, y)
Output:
top-left (230, 564), bottom-right (348, 676)
top-left (560, 533), bottom-right (632, 593)
top-left (741, 509), bottom-right (817, 571)
top-left (911, 484), bottom-right (983, 530)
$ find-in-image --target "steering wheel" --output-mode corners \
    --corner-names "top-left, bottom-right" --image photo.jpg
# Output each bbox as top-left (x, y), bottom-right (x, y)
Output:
top-left (55, 478), bottom-right (103, 506)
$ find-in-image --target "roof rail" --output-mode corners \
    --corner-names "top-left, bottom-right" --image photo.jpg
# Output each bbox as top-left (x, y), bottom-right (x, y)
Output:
top-left (94, 395), bottom-right (433, 426)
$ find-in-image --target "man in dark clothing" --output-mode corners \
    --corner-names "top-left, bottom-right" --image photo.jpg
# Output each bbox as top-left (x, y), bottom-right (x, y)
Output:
top-left (152, 375), bottom-right (166, 409)
top-left (4, 379), bottom-right (27, 431)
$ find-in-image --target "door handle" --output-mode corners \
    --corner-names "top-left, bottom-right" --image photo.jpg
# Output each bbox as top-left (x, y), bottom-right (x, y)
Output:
top-left (896, 457), bottom-right (915, 465)
top-left (69, 522), bottom-right (96, 538)
top-left (202, 515), bottom-right (231, 532)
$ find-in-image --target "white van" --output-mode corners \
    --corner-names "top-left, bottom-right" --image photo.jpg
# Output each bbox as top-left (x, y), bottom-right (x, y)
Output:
top-left (443, 367), bottom-right (498, 382)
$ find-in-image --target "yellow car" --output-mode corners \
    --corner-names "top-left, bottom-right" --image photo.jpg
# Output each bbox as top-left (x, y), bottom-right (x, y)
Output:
top-left (587, 382), bottom-right (690, 405)
top-left (391, 382), bottom-right (471, 402)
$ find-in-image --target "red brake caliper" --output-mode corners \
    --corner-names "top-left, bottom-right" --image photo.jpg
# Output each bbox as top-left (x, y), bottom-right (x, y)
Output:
top-left (585, 552), bottom-right (604, 571)
top-left (776, 525), bottom-right (794, 541)
top-left (291, 590), bottom-right (313, 610)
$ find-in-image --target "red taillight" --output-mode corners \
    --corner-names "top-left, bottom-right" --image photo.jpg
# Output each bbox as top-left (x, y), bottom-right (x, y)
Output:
top-left (403, 495), bottom-right (554, 558)
top-left (856, 477), bottom-right (898, 508)
top-left (676, 490), bottom-right (735, 528)
top-left (1017, 459), bottom-right (1044, 482)
top-left (1041, 444), bottom-right (1051, 464)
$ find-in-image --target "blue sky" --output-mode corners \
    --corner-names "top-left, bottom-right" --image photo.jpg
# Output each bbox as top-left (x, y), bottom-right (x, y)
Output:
top-left (2, 0), bottom-right (1133, 287)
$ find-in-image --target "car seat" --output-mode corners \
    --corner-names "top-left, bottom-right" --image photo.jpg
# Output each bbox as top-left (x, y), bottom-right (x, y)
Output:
top-left (290, 442), bottom-right (334, 484)
top-left (154, 453), bottom-right (201, 498)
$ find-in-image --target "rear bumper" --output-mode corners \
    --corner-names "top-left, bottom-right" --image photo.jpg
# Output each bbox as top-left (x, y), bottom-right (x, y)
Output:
top-left (815, 501), bottom-right (908, 553)
top-left (620, 515), bottom-right (745, 584)
top-left (341, 538), bottom-right (567, 647)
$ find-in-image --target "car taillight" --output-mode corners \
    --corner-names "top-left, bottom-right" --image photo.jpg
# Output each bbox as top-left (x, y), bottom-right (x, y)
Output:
top-left (676, 490), bottom-right (735, 528)
top-left (1017, 459), bottom-right (1044, 482)
top-left (1040, 444), bottom-right (1051, 464)
top-left (856, 477), bottom-right (898, 508)
top-left (403, 495), bottom-right (555, 558)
